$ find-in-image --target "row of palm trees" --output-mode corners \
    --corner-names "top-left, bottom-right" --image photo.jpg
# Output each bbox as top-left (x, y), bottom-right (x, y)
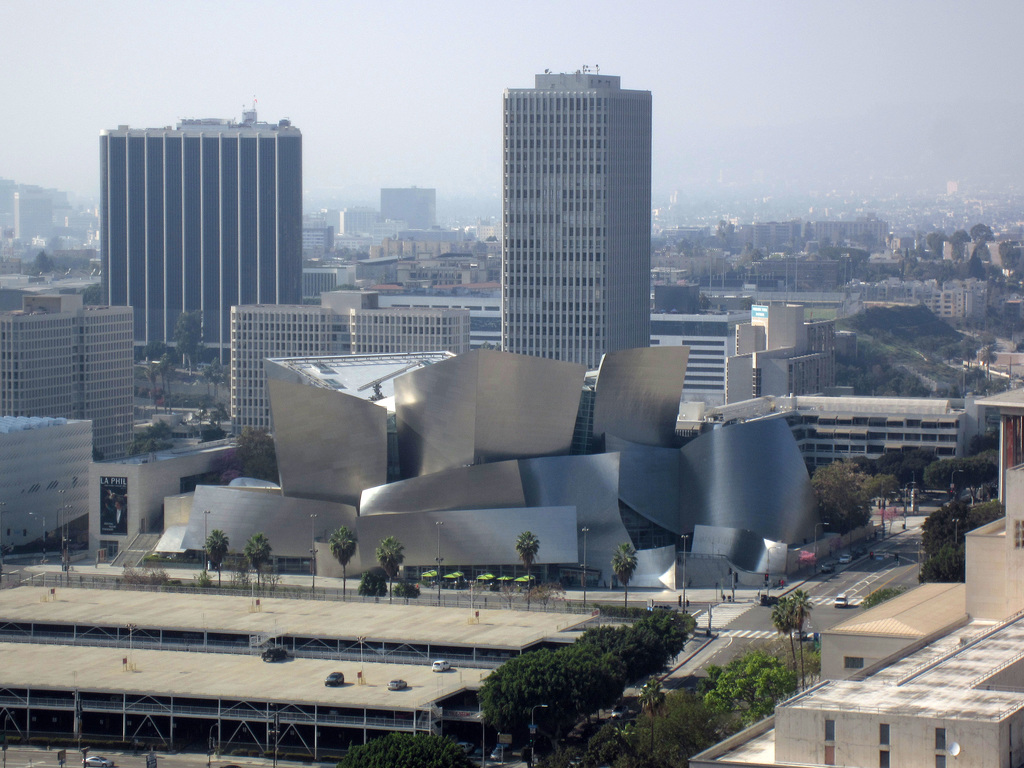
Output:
top-left (770, 589), bottom-right (815, 690)
top-left (203, 524), bottom-right (645, 608)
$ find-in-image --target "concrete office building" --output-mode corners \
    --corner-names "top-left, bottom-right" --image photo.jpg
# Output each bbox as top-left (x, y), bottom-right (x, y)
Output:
top-left (0, 416), bottom-right (91, 556)
top-left (380, 188), bottom-right (435, 230)
top-left (377, 293), bottom-right (502, 349)
top-left (651, 313), bottom-right (746, 406)
top-left (502, 71), bottom-right (652, 368)
top-left (0, 295), bottom-right (133, 459)
top-left (100, 108), bottom-right (302, 353)
top-left (229, 292), bottom-right (469, 431)
top-left (340, 206), bottom-right (379, 236)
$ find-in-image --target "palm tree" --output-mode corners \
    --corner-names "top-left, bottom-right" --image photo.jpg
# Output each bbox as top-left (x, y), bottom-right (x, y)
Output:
top-left (638, 676), bottom-right (665, 755)
top-left (328, 526), bottom-right (358, 598)
top-left (980, 344), bottom-right (997, 379)
top-left (205, 529), bottom-right (229, 587)
top-left (611, 542), bottom-right (638, 609)
top-left (375, 536), bottom-right (405, 604)
top-left (515, 531), bottom-right (540, 608)
top-left (243, 532), bottom-right (272, 588)
top-left (790, 589), bottom-right (814, 690)
top-left (771, 597), bottom-right (797, 669)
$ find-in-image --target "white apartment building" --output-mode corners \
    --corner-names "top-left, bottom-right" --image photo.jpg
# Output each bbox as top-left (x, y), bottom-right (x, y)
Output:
top-left (0, 295), bottom-right (133, 459)
top-left (502, 71), bottom-right (651, 368)
top-left (230, 292), bottom-right (469, 431)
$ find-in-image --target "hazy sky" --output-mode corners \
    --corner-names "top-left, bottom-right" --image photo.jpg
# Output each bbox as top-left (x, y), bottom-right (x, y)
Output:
top-left (4, 1), bottom-right (1023, 211)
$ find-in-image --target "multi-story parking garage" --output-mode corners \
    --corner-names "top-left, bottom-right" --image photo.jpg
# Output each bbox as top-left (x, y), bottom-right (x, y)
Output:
top-left (0, 587), bottom-right (590, 757)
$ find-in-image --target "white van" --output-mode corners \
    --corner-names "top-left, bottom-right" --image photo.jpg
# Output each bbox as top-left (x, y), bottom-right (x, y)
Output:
top-left (431, 659), bottom-right (451, 672)
top-left (834, 593), bottom-right (849, 608)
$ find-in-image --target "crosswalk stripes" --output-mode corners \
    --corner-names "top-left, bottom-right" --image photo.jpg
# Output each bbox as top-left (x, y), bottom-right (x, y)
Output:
top-left (722, 629), bottom-right (777, 640)
top-left (690, 601), bottom-right (755, 629)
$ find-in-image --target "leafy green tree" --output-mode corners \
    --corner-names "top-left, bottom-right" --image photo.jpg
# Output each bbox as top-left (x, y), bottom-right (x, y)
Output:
top-left (375, 535), bottom-right (405, 603)
top-left (234, 427), bottom-right (279, 483)
top-left (337, 732), bottom-right (476, 768)
top-left (922, 455), bottom-right (997, 492)
top-left (243, 532), bottom-right (272, 587)
top-left (358, 569), bottom-right (388, 597)
top-left (392, 581), bottom-right (420, 599)
top-left (173, 311), bottom-right (204, 369)
top-left (926, 231), bottom-right (947, 258)
top-left (919, 500), bottom-right (1003, 582)
top-left (141, 340), bottom-right (171, 361)
top-left (970, 223), bottom-right (994, 243)
top-left (860, 586), bottom-right (907, 610)
top-left (811, 460), bottom-right (870, 534)
top-left (32, 251), bottom-right (55, 274)
top-left (81, 284), bottom-right (103, 305)
top-left (950, 230), bottom-right (971, 260)
top-left (611, 542), bottom-right (638, 608)
top-left (863, 474), bottom-right (898, 507)
top-left (515, 530), bottom-right (540, 608)
top-left (701, 650), bottom-right (797, 725)
top-left (203, 359), bottom-right (226, 400)
top-left (205, 529), bottom-right (229, 587)
top-left (479, 646), bottom-right (625, 746)
top-left (328, 526), bottom-right (358, 598)
top-left (920, 543), bottom-right (964, 583)
top-left (579, 611), bottom-right (691, 681)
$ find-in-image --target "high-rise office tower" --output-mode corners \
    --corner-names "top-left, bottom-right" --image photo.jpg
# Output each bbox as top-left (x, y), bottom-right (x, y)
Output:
top-left (100, 109), bottom-right (302, 354)
top-left (502, 71), bottom-right (651, 369)
top-left (380, 188), bottom-right (436, 230)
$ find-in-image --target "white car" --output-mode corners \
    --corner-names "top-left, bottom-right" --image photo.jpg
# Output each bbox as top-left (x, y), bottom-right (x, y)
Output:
top-left (838, 553), bottom-right (852, 564)
top-left (431, 659), bottom-right (451, 672)
top-left (85, 759), bottom-right (115, 768)
top-left (834, 593), bottom-right (849, 608)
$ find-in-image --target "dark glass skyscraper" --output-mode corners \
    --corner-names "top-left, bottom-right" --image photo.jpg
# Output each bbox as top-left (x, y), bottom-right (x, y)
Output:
top-left (100, 110), bottom-right (302, 353)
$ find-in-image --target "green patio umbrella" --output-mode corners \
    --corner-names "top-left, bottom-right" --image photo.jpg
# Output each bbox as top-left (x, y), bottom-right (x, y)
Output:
top-left (514, 575), bottom-right (535, 582)
top-left (496, 575), bottom-right (514, 581)
top-left (420, 570), bottom-right (437, 579)
top-left (476, 573), bottom-right (495, 581)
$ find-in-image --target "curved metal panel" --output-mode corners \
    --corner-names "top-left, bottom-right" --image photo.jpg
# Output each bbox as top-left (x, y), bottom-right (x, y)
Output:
top-left (593, 347), bottom-right (689, 448)
top-left (359, 461), bottom-right (525, 515)
top-left (633, 545), bottom-right (678, 589)
top-left (355, 506), bottom-right (578, 567)
top-left (181, 485), bottom-right (359, 564)
top-left (692, 524), bottom-right (785, 574)
top-left (519, 453), bottom-right (631, 588)
top-left (680, 417), bottom-right (819, 544)
top-left (394, 350), bottom-right (586, 478)
top-left (606, 434), bottom-right (681, 534)
top-left (269, 378), bottom-right (387, 506)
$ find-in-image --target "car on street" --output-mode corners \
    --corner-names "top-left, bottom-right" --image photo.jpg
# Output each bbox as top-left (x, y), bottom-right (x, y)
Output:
top-left (387, 679), bottom-right (408, 691)
top-left (431, 659), bottom-right (451, 672)
top-left (489, 745), bottom-right (509, 762)
top-left (759, 594), bottom-right (780, 606)
top-left (261, 646), bottom-right (289, 663)
top-left (838, 553), bottom-right (852, 564)
top-left (819, 561), bottom-right (835, 574)
top-left (610, 704), bottom-right (629, 719)
top-left (455, 741), bottom-right (474, 754)
top-left (85, 758), bottom-right (115, 768)
top-left (853, 546), bottom-right (867, 557)
top-left (834, 593), bottom-right (849, 608)
top-left (324, 671), bottom-right (345, 687)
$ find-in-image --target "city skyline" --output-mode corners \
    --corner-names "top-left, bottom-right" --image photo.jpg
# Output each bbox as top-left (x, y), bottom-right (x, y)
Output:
top-left (4, 1), bottom-right (1024, 213)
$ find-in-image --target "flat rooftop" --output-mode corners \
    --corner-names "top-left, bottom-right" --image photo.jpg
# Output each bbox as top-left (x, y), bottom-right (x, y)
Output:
top-left (824, 582), bottom-right (966, 639)
top-left (0, 587), bottom-right (584, 650)
top-left (0, 641), bottom-right (474, 710)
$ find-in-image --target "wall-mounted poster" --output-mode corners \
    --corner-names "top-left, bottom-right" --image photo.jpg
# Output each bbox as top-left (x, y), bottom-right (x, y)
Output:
top-left (100, 476), bottom-right (128, 535)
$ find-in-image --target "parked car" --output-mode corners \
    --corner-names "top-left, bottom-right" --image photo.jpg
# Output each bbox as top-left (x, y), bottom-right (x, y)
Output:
top-left (387, 679), bottom-right (408, 691)
top-left (819, 562), bottom-right (835, 574)
top-left (85, 758), bottom-right (115, 768)
top-left (489, 745), bottom-right (509, 762)
top-left (455, 741), bottom-right (474, 754)
top-left (853, 546), bottom-right (867, 557)
top-left (324, 671), bottom-right (345, 687)
top-left (838, 553), bottom-right (852, 565)
top-left (431, 659), bottom-right (451, 672)
top-left (261, 646), bottom-right (288, 663)
top-left (610, 705), bottom-right (629, 719)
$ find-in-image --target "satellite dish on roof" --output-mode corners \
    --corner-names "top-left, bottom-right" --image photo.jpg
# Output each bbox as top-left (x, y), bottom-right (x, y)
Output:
top-left (948, 742), bottom-right (961, 757)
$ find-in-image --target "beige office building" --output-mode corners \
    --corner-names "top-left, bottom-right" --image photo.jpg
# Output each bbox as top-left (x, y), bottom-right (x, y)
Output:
top-left (0, 295), bottom-right (133, 459)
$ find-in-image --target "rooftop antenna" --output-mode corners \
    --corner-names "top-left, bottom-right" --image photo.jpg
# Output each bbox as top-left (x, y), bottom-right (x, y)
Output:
top-left (595, 64), bottom-right (600, 73)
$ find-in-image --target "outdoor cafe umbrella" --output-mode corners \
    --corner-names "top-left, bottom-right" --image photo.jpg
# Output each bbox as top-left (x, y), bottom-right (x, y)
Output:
top-left (476, 573), bottom-right (495, 581)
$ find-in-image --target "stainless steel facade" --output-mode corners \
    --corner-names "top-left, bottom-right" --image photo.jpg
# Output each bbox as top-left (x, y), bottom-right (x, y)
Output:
top-left (269, 377), bottom-right (387, 506)
top-left (173, 349), bottom-right (819, 587)
top-left (394, 349), bottom-right (585, 478)
top-left (593, 347), bottom-right (689, 448)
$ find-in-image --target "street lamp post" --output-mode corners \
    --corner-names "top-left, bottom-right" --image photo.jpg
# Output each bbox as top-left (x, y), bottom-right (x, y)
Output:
top-left (580, 526), bottom-right (589, 609)
top-left (814, 522), bottom-right (829, 570)
top-left (530, 703), bottom-right (548, 762)
top-left (310, 513), bottom-right (317, 594)
top-left (435, 521), bottom-right (444, 605)
top-left (203, 509), bottom-right (211, 571)
top-left (126, 622), bottom-right (137, 668)
top-left (681, 533), bottom-right (690, 610)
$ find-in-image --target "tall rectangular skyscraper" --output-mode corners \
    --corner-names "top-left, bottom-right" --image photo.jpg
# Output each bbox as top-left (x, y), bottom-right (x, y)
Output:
top-left (502, 72), bottom-right (651, 369)
top-left (100, 109), bottom-right (302, 353)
